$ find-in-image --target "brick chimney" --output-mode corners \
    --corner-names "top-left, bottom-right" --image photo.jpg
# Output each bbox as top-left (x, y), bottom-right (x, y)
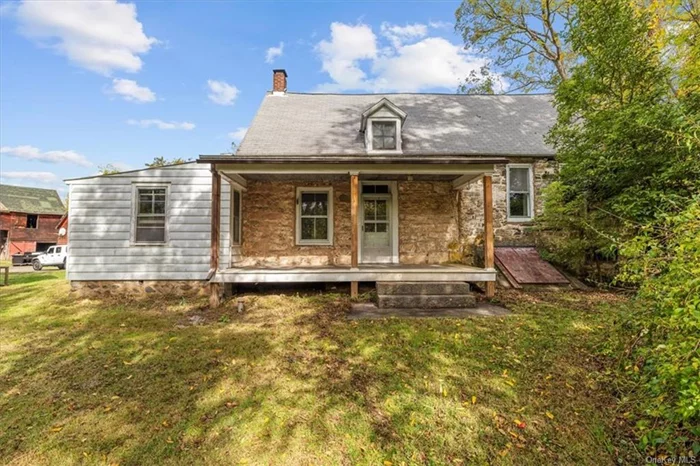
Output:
top-left (272, 69), bottom-right (287, 94)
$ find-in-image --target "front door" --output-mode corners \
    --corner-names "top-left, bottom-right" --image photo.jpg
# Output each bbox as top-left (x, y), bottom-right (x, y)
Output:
top-left (361, 194), bottom-right (392, 263)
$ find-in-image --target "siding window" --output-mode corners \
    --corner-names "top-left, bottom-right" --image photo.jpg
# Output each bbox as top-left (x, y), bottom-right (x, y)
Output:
top-left (135, 187), bottom-right (167, 243)
top-left (296, 187), bottom-right (333, 245)
top-left (507, 165), bottom-right (534, 221)
top-left (232, 189), bottom-right (242, 245)
top-left (26, 214), bottom-right (38, 229)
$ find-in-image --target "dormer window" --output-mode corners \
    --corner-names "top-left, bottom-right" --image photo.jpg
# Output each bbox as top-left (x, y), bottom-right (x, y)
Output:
top-left (361, 98), bottom-right (407, 154)
top-left (371, 121), bottom-right (397, 150)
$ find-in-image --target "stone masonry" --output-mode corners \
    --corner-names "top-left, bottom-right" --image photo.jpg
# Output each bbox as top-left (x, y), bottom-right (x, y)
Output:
top-left (458, 158), bottom-right (558, 263)
top-left (239, 179), bottom-right (352, 266)
top-left (71, 280), bottom-right (208, 298)
top-left (398, 181), bottom-right (459, 264)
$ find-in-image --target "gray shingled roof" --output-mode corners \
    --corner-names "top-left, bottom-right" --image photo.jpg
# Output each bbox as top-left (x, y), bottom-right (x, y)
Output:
top-left (0, 184), bottom-right (65, 214)
top-left (235, 93), bottom-right (556, 157)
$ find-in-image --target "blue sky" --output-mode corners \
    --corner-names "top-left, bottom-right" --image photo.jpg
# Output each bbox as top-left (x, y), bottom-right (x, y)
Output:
top-left (0, 0), bottom-right (493, 195)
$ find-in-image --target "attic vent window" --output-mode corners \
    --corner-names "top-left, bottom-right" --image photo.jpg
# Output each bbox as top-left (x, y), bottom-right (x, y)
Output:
top-left (371, 121), bottom-right (397, 150)
top-left (26, 214), bottom-right (38, 229)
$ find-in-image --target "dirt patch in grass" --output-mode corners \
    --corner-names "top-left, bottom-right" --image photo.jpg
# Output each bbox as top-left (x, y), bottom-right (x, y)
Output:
top-left (0, 272), bottom-right (638, 465)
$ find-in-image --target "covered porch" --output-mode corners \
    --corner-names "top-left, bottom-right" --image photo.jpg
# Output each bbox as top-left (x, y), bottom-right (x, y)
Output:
top-left (213, 263), bottom-right (495, 284)
top-left (200, 156), bottom-right (503, 307)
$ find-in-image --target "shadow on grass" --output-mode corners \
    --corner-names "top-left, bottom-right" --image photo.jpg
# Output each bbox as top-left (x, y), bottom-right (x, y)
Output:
top-left (6, 271), bottom-right (61, 285)
top-left (0, 280), bottom-right (637, 465)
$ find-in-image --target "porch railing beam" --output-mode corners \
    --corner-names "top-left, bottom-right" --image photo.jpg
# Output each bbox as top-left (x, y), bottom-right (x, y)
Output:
top-left (220, 172), bottom-right (247, 192)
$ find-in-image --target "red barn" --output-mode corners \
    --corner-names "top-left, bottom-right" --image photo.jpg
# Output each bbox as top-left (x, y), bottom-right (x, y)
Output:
top-left (0, 184), bottom-right (66, 260)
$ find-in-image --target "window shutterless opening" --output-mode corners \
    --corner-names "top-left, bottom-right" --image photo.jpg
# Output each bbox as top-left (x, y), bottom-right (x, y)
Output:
top-left (371, 121), bottom-right (397, 150)
top-left (134, 186), bottom-right (168, 243)
top-left (26, 214), bottom-right (38, 229)
top-left (296, 187), bottom-right (333, 245)
top-left (506, 165), bottom-right (534, 221)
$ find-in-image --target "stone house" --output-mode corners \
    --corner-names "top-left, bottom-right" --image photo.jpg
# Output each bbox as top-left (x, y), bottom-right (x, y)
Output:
top-left (0, 184), bottom-right (67, 260)
top-left (65, 70), bottom-right (557, 306)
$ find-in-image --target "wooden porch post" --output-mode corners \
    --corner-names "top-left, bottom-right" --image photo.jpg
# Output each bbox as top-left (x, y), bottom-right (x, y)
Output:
top-left (209, 168), bottom-right (222, 308)
top-left (483, 174), bottom-right (495, 298)
top-left (350, 173), bottom-right (359, 297)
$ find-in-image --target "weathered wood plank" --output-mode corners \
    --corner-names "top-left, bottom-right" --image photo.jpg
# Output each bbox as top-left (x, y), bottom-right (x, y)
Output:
top-left (70, 264), bottom-right (208, 273)
top-left (68, 272), bottom-right (209, 281)
top-left (69, 256), bottom-right (210, 265)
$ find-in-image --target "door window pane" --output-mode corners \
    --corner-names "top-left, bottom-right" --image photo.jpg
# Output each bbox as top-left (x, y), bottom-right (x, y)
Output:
top-left (376, 200), bottom-right (387, 220)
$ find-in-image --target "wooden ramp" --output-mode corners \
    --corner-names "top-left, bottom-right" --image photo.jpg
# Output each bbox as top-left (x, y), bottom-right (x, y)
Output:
top-left (494, 247), bottom-right (569, 288)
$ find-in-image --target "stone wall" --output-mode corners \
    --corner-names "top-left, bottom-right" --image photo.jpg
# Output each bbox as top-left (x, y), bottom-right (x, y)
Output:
top-left (70, 280), bottom-right (208, 298)
top-left (232, 163), bottom-right (556, 268)
top-left (239, 179), bottom-right (352, 266)
top-left (398, 180), bottom-right (459, 264)
top-left (458, 158), bottom-right (558, 262)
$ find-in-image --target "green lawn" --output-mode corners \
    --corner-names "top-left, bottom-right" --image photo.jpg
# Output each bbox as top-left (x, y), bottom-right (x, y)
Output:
top-left (0, 272), bottom-right (639, 465)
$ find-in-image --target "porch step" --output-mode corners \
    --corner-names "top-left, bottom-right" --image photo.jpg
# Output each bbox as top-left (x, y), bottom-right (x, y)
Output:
top-left (378, 294), bottom-right (476, 309)
top-left (377, 281), bottom-right (470, 296)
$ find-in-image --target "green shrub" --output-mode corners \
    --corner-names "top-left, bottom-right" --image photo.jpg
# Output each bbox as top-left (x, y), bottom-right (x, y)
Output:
top-left (614, 198), bottom-right (700, 455)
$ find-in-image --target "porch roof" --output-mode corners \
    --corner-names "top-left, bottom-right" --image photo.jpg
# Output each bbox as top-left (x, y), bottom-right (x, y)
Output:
top-left (198, 155), bottom-right (509, 165)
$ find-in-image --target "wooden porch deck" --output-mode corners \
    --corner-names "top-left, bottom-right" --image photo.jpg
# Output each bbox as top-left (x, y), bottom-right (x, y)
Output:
top-left (213, 264), bottom-right (496, 283)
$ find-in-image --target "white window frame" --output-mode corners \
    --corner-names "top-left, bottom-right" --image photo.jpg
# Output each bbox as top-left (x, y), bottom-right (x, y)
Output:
top-left (231, 188), bottom-right (242, 246)
top-left (296, 187), bottom-right (333, 246)
top-left (130, 183), bottom-right (170, 246)
top-left (367, 117), bottom-right (402, 154)
top-left (506, 164), bottom-right (534, 222)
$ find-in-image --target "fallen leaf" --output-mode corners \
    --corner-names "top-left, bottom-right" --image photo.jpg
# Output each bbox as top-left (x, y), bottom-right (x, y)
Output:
top-left (514, 419), bottom-right (526, 429)
top-left (50, 426), bottom-right (63, 433)
top-left (472, 395), bottom-right (477, 405)
top-left (545, 411), bottom-right (554, 420)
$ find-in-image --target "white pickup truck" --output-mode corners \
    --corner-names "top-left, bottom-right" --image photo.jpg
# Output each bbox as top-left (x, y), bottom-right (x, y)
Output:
top-left (32, 245), bottom-right (68, 271)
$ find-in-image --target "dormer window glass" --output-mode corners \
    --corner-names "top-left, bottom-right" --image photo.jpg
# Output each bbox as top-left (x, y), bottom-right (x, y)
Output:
top-left (372, 121), bottom-right (397, 150)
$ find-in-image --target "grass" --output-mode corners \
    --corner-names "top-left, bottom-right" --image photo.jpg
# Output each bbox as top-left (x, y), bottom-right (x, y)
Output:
top-left (0, 272), bottom-right (639, 465)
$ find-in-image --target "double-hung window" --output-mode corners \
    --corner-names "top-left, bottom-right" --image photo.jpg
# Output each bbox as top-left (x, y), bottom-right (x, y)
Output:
top-left (134, 186), bottom-right (168, 243)
top-left (507, 165), bottom-right (534, 221)
top-left (296, 187), bottom-right (333, 245)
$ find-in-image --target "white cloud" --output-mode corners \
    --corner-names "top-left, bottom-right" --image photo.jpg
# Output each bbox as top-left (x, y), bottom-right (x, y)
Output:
top-left (228, 127), bottom-right (248, 141)
top-left (380, 22), bottom-right (428, 48)
top-left (207, 80), bottom-right (239, 106)
top-left (371, 38), bottom-right (494, 92)
top-left (15, 0), bottom-right (157, 75)
top-left (0, 171), bottom-right (58, 183)
top-left (315, 22), bottom-right (503, 93)
top-left (316, 22), bottom-right (378, 90)
top-left (265, 42), bottom-right (284, 64)
top-left (1, 145), bottom-right (92, 167)
top-left (110, 78), bottom-right (156, 103)
top-left (127, 119), bottom-right (195, 130)
top-left (428, 20), bottom-right (452, 29)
